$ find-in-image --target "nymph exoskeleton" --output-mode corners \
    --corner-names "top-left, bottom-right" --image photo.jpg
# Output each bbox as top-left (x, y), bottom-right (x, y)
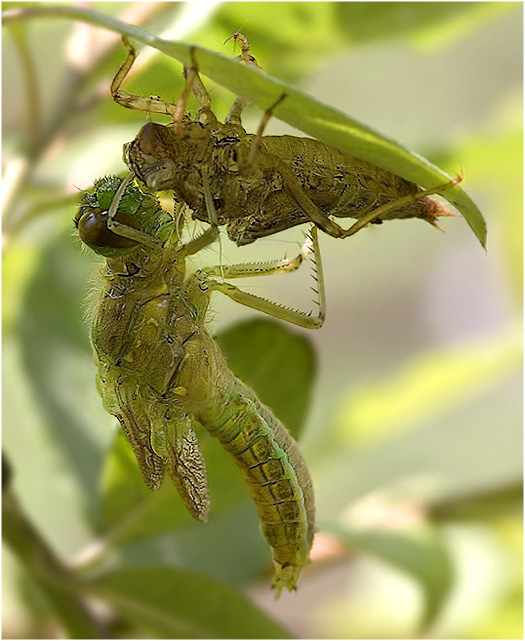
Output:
top-left (111, 35), bottom-right (459, 246)
top-left (75, 174), bottom-right (325, 595)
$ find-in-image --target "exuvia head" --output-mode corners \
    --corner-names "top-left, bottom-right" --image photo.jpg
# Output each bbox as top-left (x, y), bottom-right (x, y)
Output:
top-left (123, 122), bottom-right (179, 190)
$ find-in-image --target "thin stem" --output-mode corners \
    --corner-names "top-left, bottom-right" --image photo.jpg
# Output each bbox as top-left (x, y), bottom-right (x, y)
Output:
top-left (2, 467), bottom-right (109, 638)
top-left (9, 26), bottom-right (41, 138)
top-left (0, 3), bottom-right (167, 245)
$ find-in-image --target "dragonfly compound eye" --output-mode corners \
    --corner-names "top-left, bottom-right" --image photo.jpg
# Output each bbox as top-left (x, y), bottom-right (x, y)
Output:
top-left (76, 206), bottom-right (141, 255)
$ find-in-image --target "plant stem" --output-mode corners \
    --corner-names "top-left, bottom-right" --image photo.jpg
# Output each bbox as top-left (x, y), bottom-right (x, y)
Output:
top-left (2, 466), bottom-right (108, 638)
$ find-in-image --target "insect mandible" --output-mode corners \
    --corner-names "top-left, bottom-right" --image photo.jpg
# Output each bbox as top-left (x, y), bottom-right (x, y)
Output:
top-left (112, 34), bottom-right (459, 246)
top-left (75, 173), bottom-right (326, 595)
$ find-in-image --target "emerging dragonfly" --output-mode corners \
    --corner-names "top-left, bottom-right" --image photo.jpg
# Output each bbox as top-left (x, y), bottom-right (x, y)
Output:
top-left (113, 34), bottom-right (459, 246)
top-left (75, 174), bottom-right (325, 595)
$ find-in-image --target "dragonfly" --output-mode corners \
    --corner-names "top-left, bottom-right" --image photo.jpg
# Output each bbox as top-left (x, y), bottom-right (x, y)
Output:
top-left (75, 173), bottom-right (326, 595)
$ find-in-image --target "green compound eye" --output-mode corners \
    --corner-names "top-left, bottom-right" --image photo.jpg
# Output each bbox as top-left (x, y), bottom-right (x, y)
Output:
top-left (76, 175), bottom-right (174, 255)
top-left (75, 205), bottom-right (141, 256)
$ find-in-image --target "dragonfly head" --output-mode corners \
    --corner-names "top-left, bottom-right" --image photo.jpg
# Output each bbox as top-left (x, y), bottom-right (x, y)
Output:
top-left (75, 175), bottom-right (172, 256)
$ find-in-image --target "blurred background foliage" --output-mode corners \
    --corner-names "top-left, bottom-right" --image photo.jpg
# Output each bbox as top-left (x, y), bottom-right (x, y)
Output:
top-left (2, 2), bottom-right (522, 638)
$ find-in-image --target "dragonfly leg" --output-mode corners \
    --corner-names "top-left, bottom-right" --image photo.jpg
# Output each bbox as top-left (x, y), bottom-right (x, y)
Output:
top-left (204, 227), bottom-right (326, 330)
top-left (203, 228), bottom-right (315, 279)
top-left (245, 93), bottom-right (287, 168)
top-left (223, 33), bottom-right (286, 168)
top-left (173, 46), bottom-right (221, 128)
top-left (106, 173), bottom-right (163, 250)
top-left (181, 224), bottom-right (219, 257)
top-left (225, 32), bottom-right (262, 68)
top-left (111, 38), bottom-right (215, 127)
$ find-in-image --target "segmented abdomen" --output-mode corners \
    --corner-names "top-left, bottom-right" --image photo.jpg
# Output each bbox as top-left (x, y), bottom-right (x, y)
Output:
top-left (90, 256), bottom-right (314, 592)
top-left (204, 382), bottom-right (315, 595)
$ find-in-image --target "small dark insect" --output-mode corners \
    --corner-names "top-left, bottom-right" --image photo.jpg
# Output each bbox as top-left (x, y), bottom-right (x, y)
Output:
top-left (112, 35), bottom-right (459, 246)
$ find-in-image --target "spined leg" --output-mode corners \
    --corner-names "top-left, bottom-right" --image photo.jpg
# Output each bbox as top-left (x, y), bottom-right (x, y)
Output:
top-left (203, 227), bottom-right (326, 330)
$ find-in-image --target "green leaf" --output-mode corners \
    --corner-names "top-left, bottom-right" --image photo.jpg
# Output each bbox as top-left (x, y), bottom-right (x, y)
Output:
top-left (314, 366), bottom-right (523, 522)
top-left (2, 4), bottom-right (486, 246)
top-left (332, 516), bottom-right (453, 629)
top-left (336, 2), bottom-right (509, 48)
top-left (215, 318), bottom-right (316, 439)
top-left (115, 503), bottom-right (269, 590)
top-left (88, 566), bottom-right (291, 639)
top-left (432, 484), bottom-right (522, 522)
top-left (16, 227), bottom-right (114, 519)
top-left (333, 328), bottom-right (522, 445)
top-left (453, 124), bottom-right (522, 303)
top-left (99, 431), bottom-right (250, 542)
